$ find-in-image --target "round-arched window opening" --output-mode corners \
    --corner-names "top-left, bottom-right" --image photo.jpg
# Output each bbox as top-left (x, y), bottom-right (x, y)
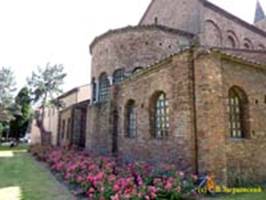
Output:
top-left (226, 36), bottom-right (236, 48)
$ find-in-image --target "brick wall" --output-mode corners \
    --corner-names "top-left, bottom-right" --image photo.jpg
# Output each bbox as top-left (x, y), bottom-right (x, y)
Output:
top-left (87, 51), bottom-right (197, 172)
top-left (221, 57), bottom-right (266, 183)
top-left (140, 0), bottom-right (266, 49)
top-left (90, 26), bottom-right (192, 80)
top-left (201, 4), bottom-right (266, 49)
top-left (140, 0), bottom-right (201, 34)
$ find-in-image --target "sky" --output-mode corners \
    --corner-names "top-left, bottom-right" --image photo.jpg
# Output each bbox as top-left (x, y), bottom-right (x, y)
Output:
top-left (0, 0), bottom-right (265, 93)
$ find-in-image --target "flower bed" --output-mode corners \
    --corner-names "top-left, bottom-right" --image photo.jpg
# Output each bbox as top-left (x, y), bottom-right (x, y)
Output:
top-left (29, 145), bottom-right (198, 200)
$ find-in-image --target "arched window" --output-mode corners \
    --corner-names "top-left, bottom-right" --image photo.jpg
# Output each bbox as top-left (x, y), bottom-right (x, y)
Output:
top-left (258, 44), bottom-right (265, 50)
top-left (150, 92), bottom-right (169, 138)
top-left (225, 30), bottom-right (239, 48)
top-left (244, 43), bottom-right (251, 49)
top-left (228, 86), bottom-right (249, 138)
top-left (243, 38), bottom-right (253, 49)
top-left (125, 100), bottom-right (137, 138)
top-left (226, 36), bottom-right (236, 48)
top-left (204, 20), bottom-right (222, 47)
top-left (113, 69), bottom-right (125, 84)
top-left (98, 73), bottom-right (110, 102)
top-left (92, 77), bottom-right (97, 102)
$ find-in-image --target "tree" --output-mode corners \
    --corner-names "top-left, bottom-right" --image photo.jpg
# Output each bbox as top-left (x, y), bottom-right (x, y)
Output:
top-left (0, 67), bottom-right (17, 141)
top-left (0, 67), bottom-right (17, 127)
top-left (27, 63), bottom-right (66, 145)
top-left (10, 87), bottom-right (32, 140)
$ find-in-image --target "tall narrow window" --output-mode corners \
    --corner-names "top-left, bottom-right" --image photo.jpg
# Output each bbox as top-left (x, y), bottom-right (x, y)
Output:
top-left (92, 78), bottom-right (97, 102)
top-left (98, 73), bottom-right (110, 102)
top-left (67, 118), bottom-right (71, 140)
top-left (125, 100), bottom-right (137, 138)
top-left (113, 69), bottom-right (125, 84)
top-left (228, 86), bottom-right (248, 138)
top-left (151, 92), bottom-right (169, 138)
top-left (61, 120), bottom-right (65, 139)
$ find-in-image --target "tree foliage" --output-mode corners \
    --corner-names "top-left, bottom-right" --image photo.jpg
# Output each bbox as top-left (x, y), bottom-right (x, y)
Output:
top-left (10, 87), bottom-right (32, 140)
top-left (27, 63), bottom-right (66, 105)
top-left (27, 63), bottom-right (66, 144)
top-left (0, 67), bottom-right (17, 122)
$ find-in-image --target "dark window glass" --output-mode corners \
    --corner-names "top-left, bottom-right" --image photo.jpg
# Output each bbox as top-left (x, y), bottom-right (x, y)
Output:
top-left (61, 120), bottom-right (65, 139)
top-left (113, 69), bottom-right (124, 84)
top-left (244, 43), bottom-right (250, 49)
top-left (154, 92), bottom-right (169, 138)
top-left (125, 100), bottom-right (137, 138)
top-left (67, 118), bottom-right (71, 139)
top-left (99, 73), bottom-right (110, 102)
top-left (228, 87), bottom-right (248, 138)
top-left (92, 78), bottom-right (97, 102)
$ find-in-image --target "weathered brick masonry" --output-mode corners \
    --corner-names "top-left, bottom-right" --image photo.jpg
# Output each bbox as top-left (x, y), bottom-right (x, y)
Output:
top-left (86, 0), bottom-right (266, 184)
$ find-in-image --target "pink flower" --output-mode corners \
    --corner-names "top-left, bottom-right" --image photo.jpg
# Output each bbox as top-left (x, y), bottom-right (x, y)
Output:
top-left (148, 186), bottom-right (157, 194)
top-left (113, 183), bottom-right (120, 192)
top-left (108, 174), bottom-right (116, 182)
top-left (95, 171), bottom-right (104, 181)
top-left (164, 180), bottom-right (173, 190)
top-left (88, 187), bottom-right (95, 194)
top-left (111, 194), bottom-right (120, 200)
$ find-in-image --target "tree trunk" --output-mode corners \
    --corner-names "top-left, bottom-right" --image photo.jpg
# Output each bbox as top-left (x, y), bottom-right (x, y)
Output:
top-left (36, 107), bottom-right (51, 145)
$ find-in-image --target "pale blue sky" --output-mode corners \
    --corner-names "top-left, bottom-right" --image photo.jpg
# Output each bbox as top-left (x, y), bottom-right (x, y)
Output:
top-left (0, 0), bottom-right (264, 92)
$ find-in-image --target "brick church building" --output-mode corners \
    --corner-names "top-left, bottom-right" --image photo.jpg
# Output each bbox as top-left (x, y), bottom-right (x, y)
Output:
top-left (86, 0), bottom-right (266, 184)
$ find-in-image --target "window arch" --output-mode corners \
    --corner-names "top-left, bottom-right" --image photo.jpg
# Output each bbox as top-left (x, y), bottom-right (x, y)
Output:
top-left (243, 38), bottom-right (254, 49)
top-left (113, 68), bottom-right (125, 84)
top-left (258, 44), bottom-right (265, 50)
top-left (125, 100), bottom-right (137, 138)
top-left (150, 91), bottom-right (169, 138)
top-left (228, 86), bottom-right (249, 138)
top-left (98, 73), bottom-right (110, 102)
top-left (225, 30), bottom-right (239, 48)
top-left (204, 20), bottom-right (222, 47)
top-left (226, 36), bottom-right (236, 48)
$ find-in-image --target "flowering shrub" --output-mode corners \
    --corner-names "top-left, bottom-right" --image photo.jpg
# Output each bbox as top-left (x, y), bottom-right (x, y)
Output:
top-left (29, 145), bottom-right (198, 200)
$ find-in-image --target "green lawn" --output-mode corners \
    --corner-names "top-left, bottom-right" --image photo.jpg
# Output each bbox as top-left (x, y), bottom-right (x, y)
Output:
top-left (0, 146), bottom-right (74, 200)
top-left (201, 188), bottom-right (266, 200)
top-left (221, 192), bottom-right (266, 200)
top-left (203, 192), bottom-right (266, 200)
top-left (0, 144), bottom-right (29, 151)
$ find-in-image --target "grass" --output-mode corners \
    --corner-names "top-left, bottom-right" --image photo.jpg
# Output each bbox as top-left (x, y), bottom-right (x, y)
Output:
top-left (203, 192), bottom-right (266, 200)
top-left (220, 192), bottom-right (266, 200)
top-left (201, 187), bottom-right (266, 200)
top-left (0, 146), bottom-right (74, 200)
top-left (0, 143), bottom-right (29, 151)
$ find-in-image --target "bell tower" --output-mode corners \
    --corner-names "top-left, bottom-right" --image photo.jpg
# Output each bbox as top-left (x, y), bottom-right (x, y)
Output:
top-left (254, 0), bottom-right (266, 31)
